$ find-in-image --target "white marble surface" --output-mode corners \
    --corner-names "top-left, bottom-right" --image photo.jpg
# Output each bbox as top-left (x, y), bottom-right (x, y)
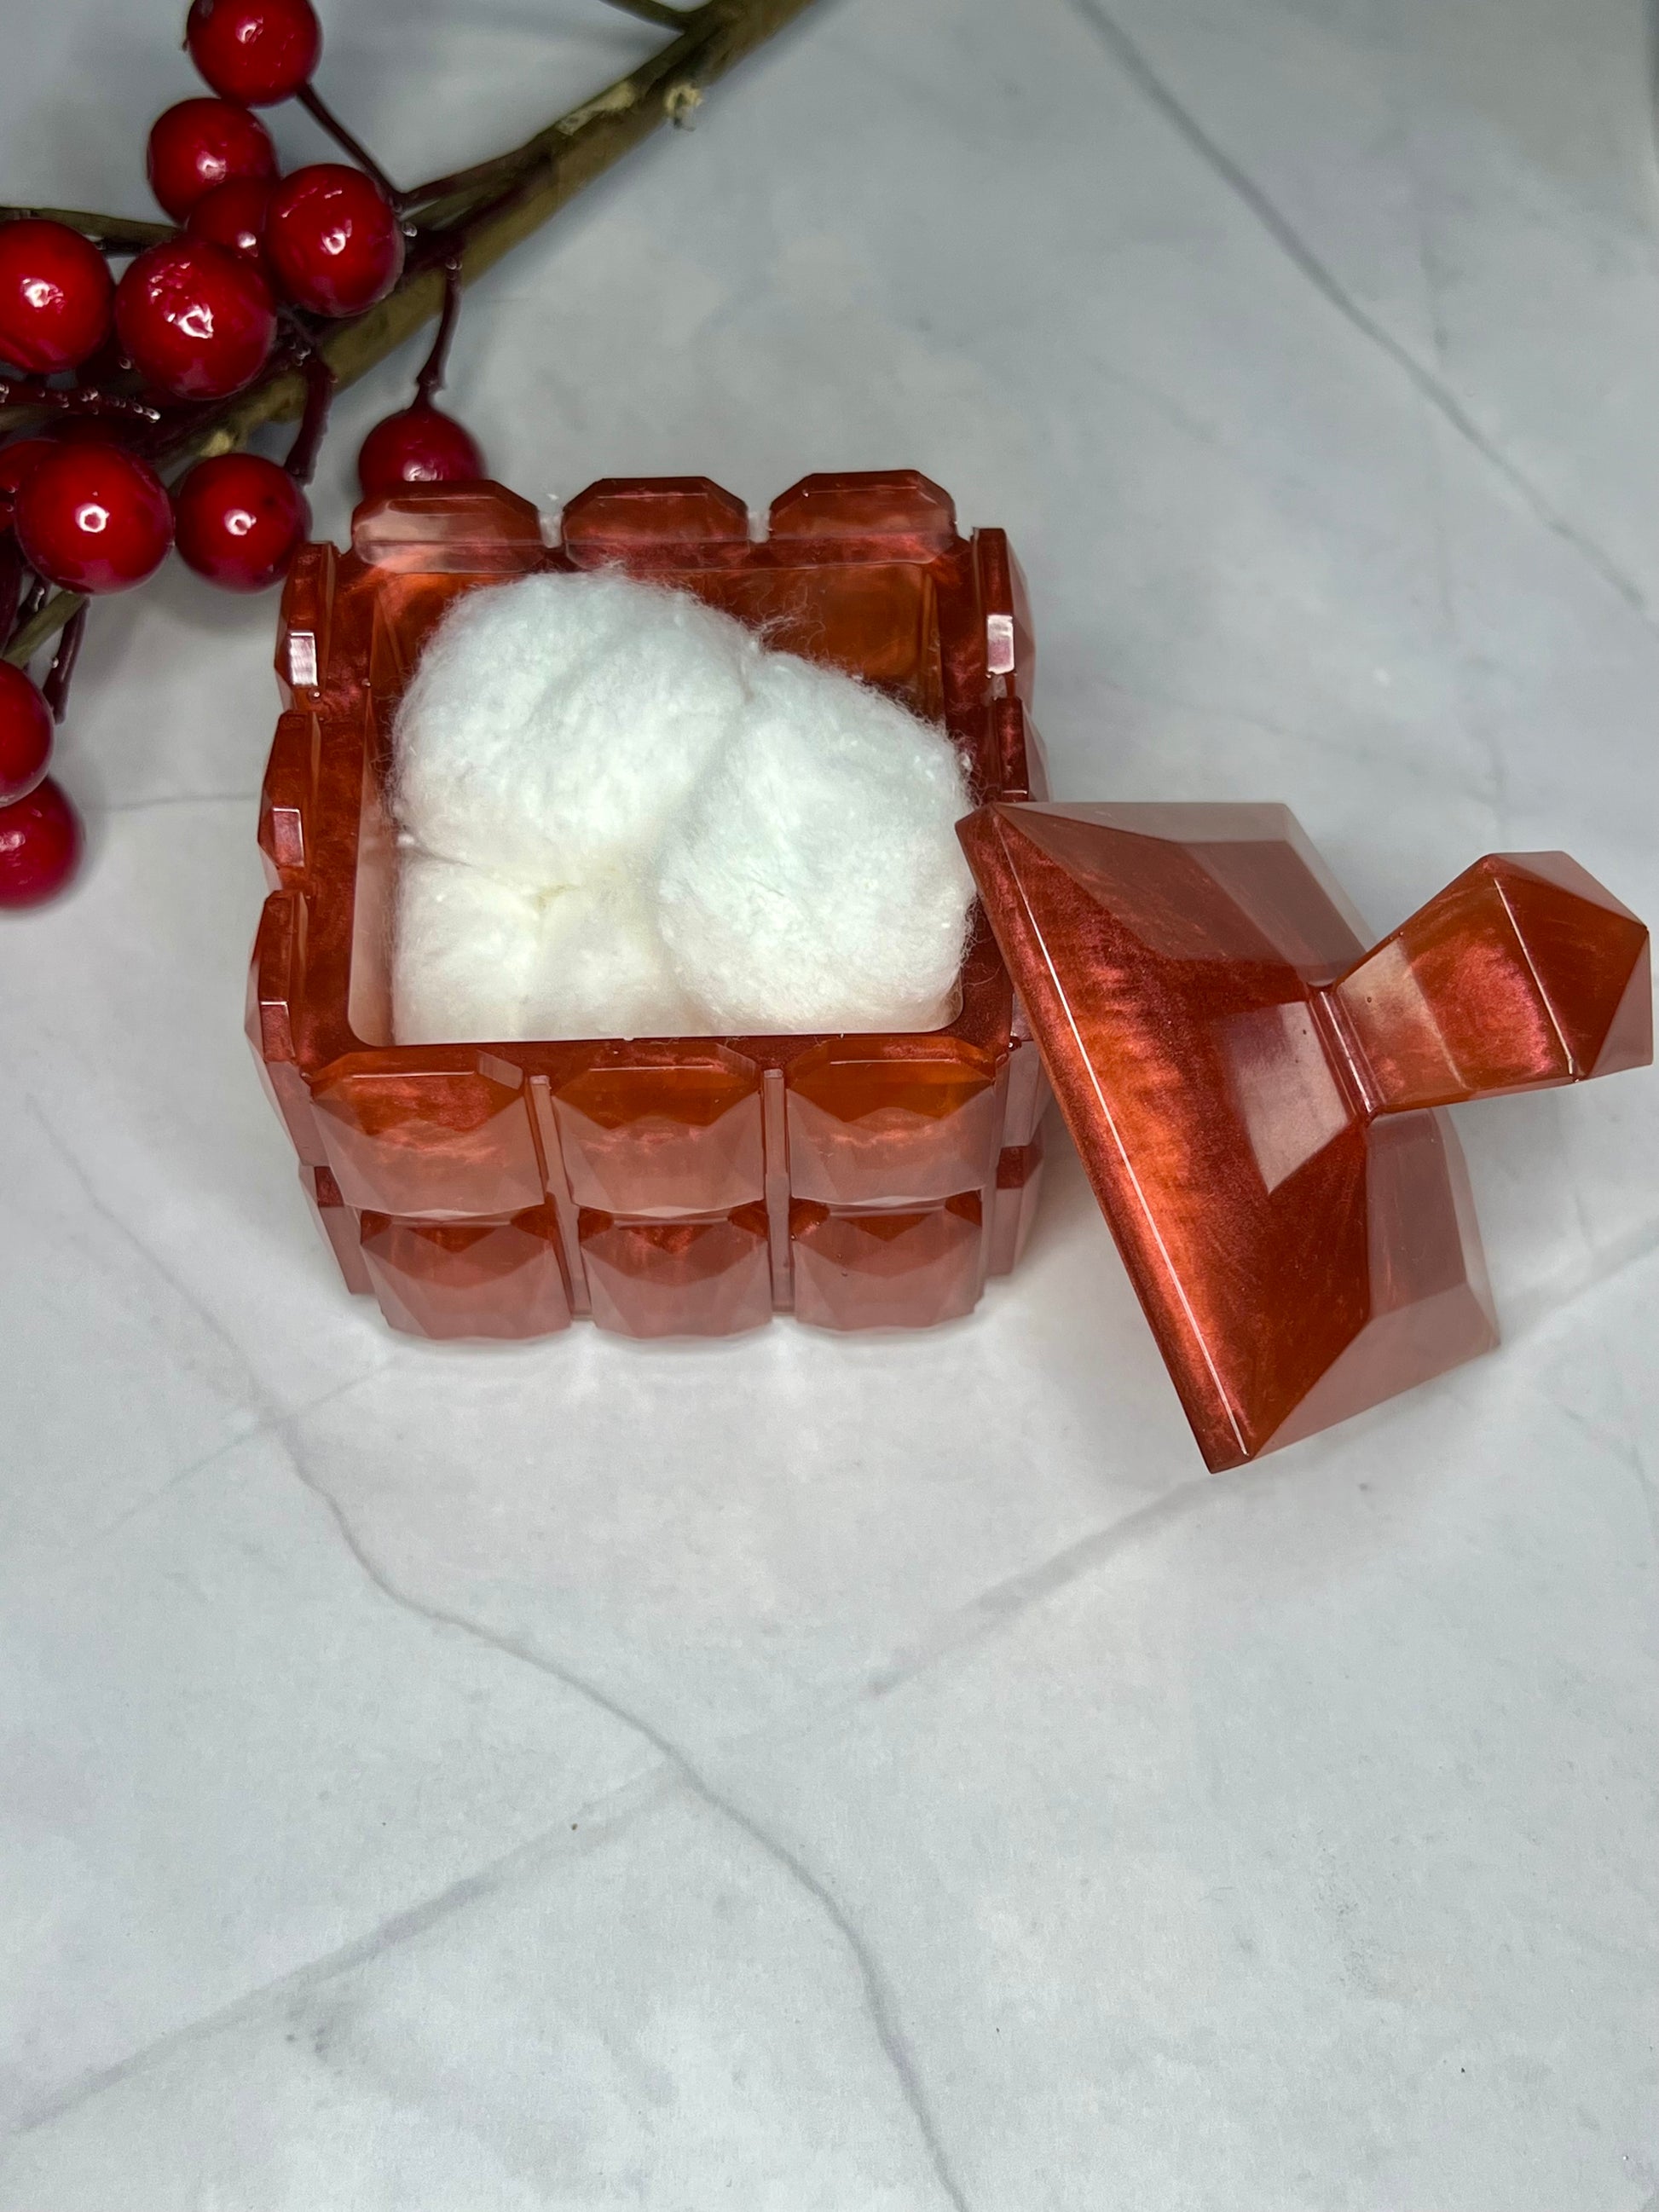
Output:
top-left (3, 0), bottom-right (1658, 2203)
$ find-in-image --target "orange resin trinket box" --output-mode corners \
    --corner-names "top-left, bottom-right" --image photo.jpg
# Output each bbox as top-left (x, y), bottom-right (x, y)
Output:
top-left (250, 471), bottom-right (1650, 1469)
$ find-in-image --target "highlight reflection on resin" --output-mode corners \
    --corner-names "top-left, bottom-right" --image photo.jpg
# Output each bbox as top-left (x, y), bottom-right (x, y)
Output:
top-left (250, 472), bottom-right (1650, 1470)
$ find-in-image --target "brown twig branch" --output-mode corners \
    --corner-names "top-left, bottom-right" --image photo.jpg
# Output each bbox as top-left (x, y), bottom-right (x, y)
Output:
top-left (3, 0), bottom-right (822, 670)
top-left (599, 0), bottom-right (701, 29)
top-left (0, 205), bottom-right (174, 252)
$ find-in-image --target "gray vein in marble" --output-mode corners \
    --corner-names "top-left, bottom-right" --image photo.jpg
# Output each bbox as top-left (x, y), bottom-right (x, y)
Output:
top-left (1396, 72), bottom-right (1454, 384)
top-left (1068, 0), bottom-right (1659, 633)
top-left (9, 1767), bottom-right (682, 2140)
top-left (1548, 1389), bottom-right (1659, 1568)
top-left (19, 1109), bottom-right (973, 2212)
top-left (859, 1470), bottom-right (1217, 1703)
top-left (65, 1368), bottom-right (383, 1565)
top-left (24, 1100), bottom-right (270, 1425)
top-left (65, 1429), bottom-right (265, 1561)
top-left (24, 1100), bottom-right (373, 1431)
top-left (286, 1441), bottom-right (974, 2212)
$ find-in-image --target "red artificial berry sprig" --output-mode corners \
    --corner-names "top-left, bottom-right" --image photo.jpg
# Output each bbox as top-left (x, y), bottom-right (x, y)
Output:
top-left (0, 0), bottom-right (820, 924)
top-left (185, 0), bottom-right (411, 211)
top-left (357, 255), bottom-right (484, 494)
top-left (115, 239), bottom-right (277, 400)
top-left (0, 778), bottom-right (82, 911)
top-left (2, 0), bottom-right (732, 913)
top-left (185, 0), bottom-right (321, 107)
top-left (146, 96), bottom-right (277, 221)
top-left (0, 219), bottom-right (114, 374)
top-left (358, 401), bottom-right (483, 493)
top-left (0, 661), bottom-right (53, 806)
top-left (175, 453), bottom-right (307, 591)
top-left (14, 442), bottom-right (175, 594)
top-left (175, 344), bottom-right (331, 592)
top-left (266, 165), bottom-right (405, 316)
top-left (0, 581), bottom-right (86, 910)
top-left (0, 434), bottom-right (105, 909)
top-left (186, 176), bottom-right (276, 265)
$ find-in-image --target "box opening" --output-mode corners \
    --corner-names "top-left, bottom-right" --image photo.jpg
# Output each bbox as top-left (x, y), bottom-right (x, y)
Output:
top-left (347, 559), bottom-right (968, 1048)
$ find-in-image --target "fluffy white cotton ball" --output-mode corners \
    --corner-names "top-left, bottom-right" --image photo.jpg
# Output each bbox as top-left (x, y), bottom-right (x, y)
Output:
top-left (655, 650), bottom-right (974, 1034)
top-left (393, 851), bottom-right (546, 1044)
top-left (394, 569), bottom-right (756, 890)
top-left (390, 570), bottom-right (976, 1044)
top-left (530, 879), bottom-right (708, 1041)
top-left (397, 859), bottom-right (708, 1043)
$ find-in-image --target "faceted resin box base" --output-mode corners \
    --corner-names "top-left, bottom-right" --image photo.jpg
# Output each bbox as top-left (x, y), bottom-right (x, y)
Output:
top-left (251, 473), bottom-right (1054, 1347)
top-left (250, 472), bottom-right (1650, 1469)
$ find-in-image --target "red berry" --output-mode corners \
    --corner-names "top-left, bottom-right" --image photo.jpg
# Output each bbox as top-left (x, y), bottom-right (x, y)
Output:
top-left (146, 97), bottom-right (276, 221)
top-left (186, 176), bottom-right (275, 265)
top-left (265, 165), bottom-right (403, 317)
top-left (15, 442), bottom-right (174, 594)
top-left (0, 664), bottom-right (53, 806)
top-left (0, 218), bottom-right (114, 375)
top-left (186, 0), bottom-right (321, 106)
top-left (176, 452), bottom-right (309, 592)
top-left (0, 777), bottom-right (81, 910)
top-left (0, 437), bottom-right (54, 531)
top-left (114, 240), bottom-right (275, 400)
top-left (357, 402), bottom-right (484, 497)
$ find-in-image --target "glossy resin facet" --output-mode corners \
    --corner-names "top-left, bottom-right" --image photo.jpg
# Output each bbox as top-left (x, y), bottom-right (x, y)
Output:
top-left (957, 801), bottom-right (1651, 1470)
top-left (250, 473), bottom-right (1055, 1343)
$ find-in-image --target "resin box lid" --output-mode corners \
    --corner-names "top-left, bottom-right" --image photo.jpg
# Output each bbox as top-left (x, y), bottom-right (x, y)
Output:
top-left (960, 800), bottom-right (1650, 1470)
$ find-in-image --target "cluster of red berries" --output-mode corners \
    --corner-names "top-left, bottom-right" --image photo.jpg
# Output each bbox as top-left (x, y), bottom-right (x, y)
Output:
top-left (0, 0), bottom-right (487, 910)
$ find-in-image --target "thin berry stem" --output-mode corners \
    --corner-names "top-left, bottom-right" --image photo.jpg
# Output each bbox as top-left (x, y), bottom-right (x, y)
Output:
top-left (0, 540), bottom-right (22, 644)
top-left (296, 84), bottom-right (408, 211)
top-left (283, 344), bottom-right (336, 486)
top-left (40, 602), bottom-right (86, 722)
top-left (399, 147), bottom-right (524, 211)
top-left (17, 572), bottom-right (49, 629)
top-left (413, 254), bottom-right (464, 405)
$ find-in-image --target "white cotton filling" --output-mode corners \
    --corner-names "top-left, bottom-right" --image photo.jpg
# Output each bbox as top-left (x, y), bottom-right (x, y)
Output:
top-left (390, 570), bottom-right (976, 1042)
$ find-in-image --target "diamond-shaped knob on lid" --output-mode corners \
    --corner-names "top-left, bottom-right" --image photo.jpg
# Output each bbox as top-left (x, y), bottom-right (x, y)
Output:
top-left (1322, 852), bottom-right (1651, 1113)
top-left (957, 801), bottom-right (1651, 1471)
